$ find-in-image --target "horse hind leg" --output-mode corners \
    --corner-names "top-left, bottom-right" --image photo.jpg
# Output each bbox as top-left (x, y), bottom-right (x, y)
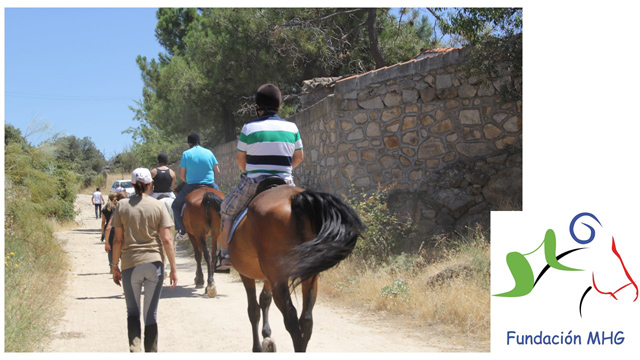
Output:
top-left (189, 234), bottom-right (205, 288)
top-left (260, 282), bottom-right (276, 352)
top-left (298, 275), bottom-right (319, 352)
top-left (240, 275), bottom-right (263, 352)
top-left (272, 282), bottom-right (304, 352)
top-left (200, 236), bottom-right (216, 298)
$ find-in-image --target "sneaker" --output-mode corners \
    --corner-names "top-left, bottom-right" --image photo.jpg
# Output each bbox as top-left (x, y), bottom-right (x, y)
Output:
top-left (175, 231), bottom-right (189, 241)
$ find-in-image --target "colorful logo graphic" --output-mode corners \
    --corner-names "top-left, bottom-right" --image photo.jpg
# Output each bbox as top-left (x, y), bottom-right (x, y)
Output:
top-left (494, 213), bottom-right (638, 317)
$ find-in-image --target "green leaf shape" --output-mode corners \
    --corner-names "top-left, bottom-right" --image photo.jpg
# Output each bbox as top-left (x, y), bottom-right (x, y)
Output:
top-left (543, 229), bottom-right (582, 271)
top-left (493, 251), bottom-right (534, 297)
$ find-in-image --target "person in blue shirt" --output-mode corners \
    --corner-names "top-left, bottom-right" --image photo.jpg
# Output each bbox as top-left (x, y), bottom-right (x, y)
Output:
top-left (171, 132), bottom-right (220, 239)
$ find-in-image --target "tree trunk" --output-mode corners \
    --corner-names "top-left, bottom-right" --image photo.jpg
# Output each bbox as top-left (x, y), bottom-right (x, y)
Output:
top-left (221, 102), bottom-right (237, 143)
top-left (366, 8), bottom-right (386, 69)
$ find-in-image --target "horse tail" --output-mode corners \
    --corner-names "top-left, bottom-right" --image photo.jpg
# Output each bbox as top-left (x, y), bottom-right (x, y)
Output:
top-left (202, 191), bottom-right (223, 226)
top-left (288, 190), bottom-right (365, 287)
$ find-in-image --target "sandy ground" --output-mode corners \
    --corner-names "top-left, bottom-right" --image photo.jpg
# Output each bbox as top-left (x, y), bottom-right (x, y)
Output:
top-left (41, 194), bottom-right (483, 353)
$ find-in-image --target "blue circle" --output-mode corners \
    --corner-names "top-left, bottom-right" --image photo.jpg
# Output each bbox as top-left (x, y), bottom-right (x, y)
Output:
top-left (569, 212), bottom-right (602, 244)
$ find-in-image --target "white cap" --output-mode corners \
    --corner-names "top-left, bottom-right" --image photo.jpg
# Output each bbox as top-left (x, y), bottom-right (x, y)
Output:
top-left (131, 168), bottom-right (153, 185)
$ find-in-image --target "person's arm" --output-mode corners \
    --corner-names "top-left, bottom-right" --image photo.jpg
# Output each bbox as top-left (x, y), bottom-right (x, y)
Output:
top-left (213, 164), bottom-right (220, 178)
top-left (104, 216), bottom-right (113, 252)
top-left (111, 227), bottom-right (124, 286)
top-left (179, 167), bottom-right (186, 183)
top-left (292, 149), bottom-right (304, 169)
top-left (101, 195), bottom-right (105, 204)
top-left (91, 196), bottom-right (95, 205)
top-left (170, 169), bottom-right (176, 189)
top-left (236, 151), bottom-right (247, 172)
top-left (160, 227), bottom-right (178, 289)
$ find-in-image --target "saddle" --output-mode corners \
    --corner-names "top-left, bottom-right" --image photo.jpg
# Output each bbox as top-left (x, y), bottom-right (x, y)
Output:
top-left (228, 176), bottom-right (287, 243)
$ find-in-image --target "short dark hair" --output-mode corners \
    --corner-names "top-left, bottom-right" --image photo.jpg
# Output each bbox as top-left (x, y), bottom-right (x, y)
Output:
top-left (187, 132), bottom-right (201, 145)
top-left (157, 152), bottom-right (169, 164)
top-left (256, 84), bottom-right (281, 111)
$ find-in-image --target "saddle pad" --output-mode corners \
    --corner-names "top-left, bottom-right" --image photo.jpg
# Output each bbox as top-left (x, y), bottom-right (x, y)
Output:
top-left (229, 207), bottom-right (248, 244)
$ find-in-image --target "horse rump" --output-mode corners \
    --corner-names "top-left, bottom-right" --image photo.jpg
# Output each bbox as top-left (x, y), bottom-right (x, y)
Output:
top-left (202, 191), bottom-right (223, 216)
top-left (286, 190), bottom-right (365, 287)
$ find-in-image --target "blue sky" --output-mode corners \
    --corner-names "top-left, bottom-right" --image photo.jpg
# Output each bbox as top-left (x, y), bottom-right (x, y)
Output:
top-left (4, 8), bottom-right (164, 159)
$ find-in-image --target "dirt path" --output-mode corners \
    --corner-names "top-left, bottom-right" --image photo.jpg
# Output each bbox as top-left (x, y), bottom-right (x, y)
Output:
top-left (42, 194), bottom-right (476, 353)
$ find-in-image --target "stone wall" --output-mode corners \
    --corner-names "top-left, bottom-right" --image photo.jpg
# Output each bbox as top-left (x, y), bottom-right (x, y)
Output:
top-left (213, 47), bottom-right (522, 235)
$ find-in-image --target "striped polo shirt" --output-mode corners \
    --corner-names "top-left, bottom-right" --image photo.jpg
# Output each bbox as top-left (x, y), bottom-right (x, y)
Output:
top-left (237, 114), bottom-right (303, 179)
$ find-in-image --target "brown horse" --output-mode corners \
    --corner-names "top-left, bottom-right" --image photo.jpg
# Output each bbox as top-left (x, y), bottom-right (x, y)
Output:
top-left (181, 186), bottom-right (225, 297)
top-left (223, 184), bottom-right (364, 352)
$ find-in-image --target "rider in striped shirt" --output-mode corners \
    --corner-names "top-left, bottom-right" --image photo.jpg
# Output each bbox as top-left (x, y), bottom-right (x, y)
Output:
top-left (218, 84), bottom-right (304, 266)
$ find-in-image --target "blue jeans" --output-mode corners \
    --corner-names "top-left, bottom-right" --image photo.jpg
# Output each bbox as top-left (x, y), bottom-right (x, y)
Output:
top-left (171, 182), bottom-right (219, 232)
top-left (122, 262), bottom-right (164, 325)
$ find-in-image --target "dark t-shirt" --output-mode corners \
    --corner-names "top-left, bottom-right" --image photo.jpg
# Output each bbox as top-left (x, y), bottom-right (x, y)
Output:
top-left (153, 168), bottom-right (173, 193)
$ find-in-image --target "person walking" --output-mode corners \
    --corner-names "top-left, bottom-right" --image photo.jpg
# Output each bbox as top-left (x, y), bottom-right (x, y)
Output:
top-left (101, 193), bottom-right (117, 242)
top-left (151, 152), bottom-right (176, 199)
top-left (171, 132), bottom-right (220, 240)
top-left (92, 188), bottom-right (105, 219)
top-left (103, 192), bottom-right (128, 273)
top-left (218, 84), bottom-right (304, 267)
top-left (111, 168), bottom-right (177, 352)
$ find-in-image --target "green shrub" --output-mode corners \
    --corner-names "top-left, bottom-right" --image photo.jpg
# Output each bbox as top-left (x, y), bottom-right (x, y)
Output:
top-left (4, 135), bottom-right (78, 351)
top-left (348, 186), bottom-right (420, 263)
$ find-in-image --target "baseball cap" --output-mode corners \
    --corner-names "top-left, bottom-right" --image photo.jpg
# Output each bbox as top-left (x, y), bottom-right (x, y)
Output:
top-left (132, 168), bottom-right (153, 185)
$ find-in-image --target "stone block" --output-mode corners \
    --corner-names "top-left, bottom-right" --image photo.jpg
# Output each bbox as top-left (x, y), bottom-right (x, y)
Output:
top-left (458, 83), bottom-right (477, 98)
top-left (463, 128), bottom-right (482, 140)
top-left (432, 119), bottom-right (453, 133)
top-left (402, 116), bottom-right (418, 131)
top-left (483, 124), bottom-right (502, 139)
top-left (445, 100), bottom-right (460, 109)
top-left (358, 97), bottom-right (384, 109)
top-left (340, 121), bottom-right (354, 131)
top-left (401, 147), bottom-right (416, 157)
top-left (382, 107), bottom-right (402, 121)
top-left (419, 88), bottom-right (436, 103)
top-left (384, 135), bottom-right (400, 149)
top-left (346, 128), bottom-right (364, 141)
top-left (337, 143), bottom-right (353, 152)
top-left (425, 74), bottom-right (436, 87)
top-left (504, 116), bottom-right (521, 132)
top-left (354, 177), bottom-right (371, 188)
top-left (379, 155), bottom-right (396, 169)
top-left (366, 122), bottom-right (381, 137)
top-left (418, 137), bottom-right (445, 159)
top-left (460, 109), bottom-right (481, 124)
top-left (402, 131), bottom-right (419, 146)
top-left (347, 150), bottom-right (358, 163)
top-left (383, 92), bottom-right (402, 107)
top-left (421, 115), bottom-right (435, 126)
top-left (386, 121), bottom-right (401, 132)
top-left (405, 104), bottom-right (419, 113)
top-left (402, 89), bottom-right (419, 103)
top-left (353, 113), bottom-right (368, 124)
top-left (436, 74), bottom-right (453, 89)
top-left (362, 149), bottom-right (377, 162)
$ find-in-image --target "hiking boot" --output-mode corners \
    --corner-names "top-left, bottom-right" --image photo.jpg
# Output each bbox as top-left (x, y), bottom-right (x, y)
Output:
top-left (144, 323), bottom-right (158, 352)
top-left (127, 317), bottom-right (142, 352)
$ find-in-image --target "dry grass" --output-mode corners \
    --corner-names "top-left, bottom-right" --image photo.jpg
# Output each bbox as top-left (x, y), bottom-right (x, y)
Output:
top-left (318, 228), bottom-right (491, 341)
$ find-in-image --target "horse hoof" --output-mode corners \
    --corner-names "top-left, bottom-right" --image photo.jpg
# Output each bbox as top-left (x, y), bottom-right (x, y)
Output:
top-left (262, 337), bottom-right (276, 352)
top-left (206, 285), bottom-right (217, 298)
top-left (195, 282), bottom-right (205, 289)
